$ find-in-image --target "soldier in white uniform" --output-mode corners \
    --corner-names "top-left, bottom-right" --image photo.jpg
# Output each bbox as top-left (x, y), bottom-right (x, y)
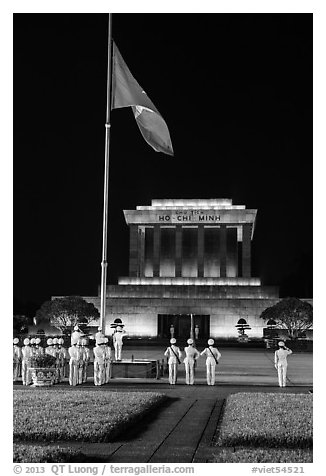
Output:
top-left (81, 338), bottom-right (90, 383)
top-left (21, 338), bottom-right (33, 385)
top-left (104, 337), bottom-right (112, 383)
top-left (68, 337), bottom-right (81, 386)
top-left (164, 338), bottom-right (182, 385)
top-left (113, 326), bottom-right (126, 361)
top-left (200, 339), bottom-right (221, 386)
top-left (183, 338), bottom-right (200, 385)
top-left (34, 338), bottom-right (44, 357)
top-left (71, 325), bottom-right (82, 346)
top-left (52, 338), bottom-right (61, 383)
top-left (30, 338), bottom-right (36, 353)
top-left (57, 338), bottom-right (68, 382)
top-left (13, 338), bottom-right (22, 382)
top-left (93, 337), bottom-right (106, 386)
top-left (45, 338), bottom-right (56, 357)
top-left (95, 327), bottom-right (104, 342)
top-left (274, 341), bottom-right (293, 387)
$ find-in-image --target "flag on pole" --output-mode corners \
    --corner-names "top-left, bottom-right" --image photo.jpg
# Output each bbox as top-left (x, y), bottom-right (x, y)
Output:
top-left (111, 42), bottom-right (174, 156)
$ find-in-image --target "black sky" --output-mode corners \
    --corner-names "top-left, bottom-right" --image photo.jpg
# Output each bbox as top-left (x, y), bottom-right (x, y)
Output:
top-left (14, 13), bottom-right (312, 316)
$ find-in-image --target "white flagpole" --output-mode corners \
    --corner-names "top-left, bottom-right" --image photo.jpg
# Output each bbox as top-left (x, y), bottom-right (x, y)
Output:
top-left (100, 14), bottom-right (113, 331)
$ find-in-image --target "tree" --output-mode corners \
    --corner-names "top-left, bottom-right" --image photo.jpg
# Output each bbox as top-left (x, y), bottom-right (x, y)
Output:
top-left (35, 296), bottom-right (100, 334)
top-left (260, 297), bottom-right (313, 339)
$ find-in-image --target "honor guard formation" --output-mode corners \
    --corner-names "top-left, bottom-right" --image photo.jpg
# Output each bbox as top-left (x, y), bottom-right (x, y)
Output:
top-left (13, 327), bottom-right (294, 387)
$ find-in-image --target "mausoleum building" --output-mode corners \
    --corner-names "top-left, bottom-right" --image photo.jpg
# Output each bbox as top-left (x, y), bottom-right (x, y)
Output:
top-left (84, 199), bottom-right (284, 340)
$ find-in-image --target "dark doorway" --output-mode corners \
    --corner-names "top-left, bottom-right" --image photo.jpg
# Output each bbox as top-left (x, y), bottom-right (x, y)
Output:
top-left (158, 314), bottom-right (210, 340)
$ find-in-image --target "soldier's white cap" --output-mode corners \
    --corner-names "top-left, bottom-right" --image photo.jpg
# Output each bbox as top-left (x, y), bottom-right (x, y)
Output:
top-left (47, 338), bottom-right (53, 345)
top-left (24, 338), bottom-right (30, 345)
top-left (208, 339), bottom-right (214, 346)
top-left (187, 338), bottom-right (194, 345)
top-left (170, 338), bottom-right (176, 344)
top-left (278, 341), bottom-right (285, 347)
top-left (35, 338), bottom-right (41, 344)
top-left (30, 338), bottom-right (36, 344)
top-left (58, 338), bottom-right (64, 345)
top-left (13, 338), bottom-right (19, 344)
top-left (74, 325), bottom-right (79, 331)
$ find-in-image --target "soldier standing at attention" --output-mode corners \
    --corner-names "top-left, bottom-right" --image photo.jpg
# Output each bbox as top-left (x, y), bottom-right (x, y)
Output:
top-left (113, 326), bottom-right (126, 361)
top-left (201, 339), bottom-right (221, 386)
top-left (81, 338), bottom-right (90, 383)
top-left (164, 338), bottom-right (182, 385)
top-left (95, 327), bottom-right (104, 342)
top-left (21, 338), bottom-right (33, 385)
top-left (30, 338), bottom-right (36, 354)
top-left (45, 338), bottom-right (55, 357)
top-left (183, 338), bottom-right (200, 385)
top-left (71, 325), bottom-right (81, 346)
top-left (274, 341), bottom-right (293, 387)
top-left (34, 338), bottom-right (44, 356)
top-left (104, 337), bottom-right (112, 383)
top-left (93, 337), bottom-right (106, 386)
top-left (52, 338), bottom-right (60, 383)
top-left (68, 337), bottom-right (81, 386)
top-left (13, 338), bottom-right (22, 382)
top-left (57, 338), bottom-right (67, 382)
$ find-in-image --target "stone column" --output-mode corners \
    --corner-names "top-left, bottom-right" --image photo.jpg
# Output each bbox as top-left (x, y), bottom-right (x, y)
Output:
top-left (197, 225), bottom-right (204, 277)
top-left (220, 225), bottom-right (227, 277)
top-left (138, 227), bottom-right (145, 277)
top-left (129, 224), bottom-right (139, 277)
top-left (242, 224), bottom-right (251, 277)
top-left (153, 224), bottom-right (161, 277)
top-left (175, 225), bottom-right (182, 277)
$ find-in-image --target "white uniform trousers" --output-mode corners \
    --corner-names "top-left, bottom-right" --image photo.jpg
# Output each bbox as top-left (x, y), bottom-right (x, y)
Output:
top-left (168, 363), bottom-right (178, 384)
top-left (114, 343), bottom-right (122, 361)
top-left (184, 358), bottom-right (196, 385)
top-left (82, 362), bottom-right (89, 383)
top-left (77, 361), bottom-right (85, 384)
top-left (69, 360), bottom-right (79, 386)
top-left (94, 361), bottom-right (105, 386)
top-left (206, 358), bottom-right (216, 385)
top-left (22, 360), bottom-right (31, 385)
top-left (105, 362), bottom-right (111, 383)
top-left (277, 363), bottom-right (288, 387)
top-left (13, 362), bottom-right (20, 382)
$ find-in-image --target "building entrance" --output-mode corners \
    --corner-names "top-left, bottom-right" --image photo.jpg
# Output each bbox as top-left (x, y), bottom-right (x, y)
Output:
top-left (158, 314), bottom-right (210, 340)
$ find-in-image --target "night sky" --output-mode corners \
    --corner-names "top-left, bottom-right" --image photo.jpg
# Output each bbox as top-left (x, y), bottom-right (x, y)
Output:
top-left (14, 13), bottom-right (312, 316)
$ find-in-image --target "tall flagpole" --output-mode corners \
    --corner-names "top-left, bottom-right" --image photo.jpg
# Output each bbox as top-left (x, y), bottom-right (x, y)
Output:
top-left (100, 14), bottom-right (113, 331)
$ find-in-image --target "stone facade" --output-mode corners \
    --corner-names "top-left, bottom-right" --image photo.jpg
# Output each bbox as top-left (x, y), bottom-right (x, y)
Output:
top-left (58, 199), bottom-right (311, 340)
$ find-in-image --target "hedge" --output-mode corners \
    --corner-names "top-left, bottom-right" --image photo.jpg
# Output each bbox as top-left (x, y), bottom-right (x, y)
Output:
top-left (217, 393), bottom-right (312, 448)
top-left (14, 388), bottom-right (166, 442)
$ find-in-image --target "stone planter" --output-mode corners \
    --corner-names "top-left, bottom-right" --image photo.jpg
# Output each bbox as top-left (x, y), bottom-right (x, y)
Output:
top-left (30, 367), bottom-right (56, 387)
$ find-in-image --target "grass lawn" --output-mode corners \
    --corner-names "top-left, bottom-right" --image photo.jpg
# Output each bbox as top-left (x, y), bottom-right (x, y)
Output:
top-left (212, 447), bottom-right (313, 463)
top-left (216, 392), bottom-right (312, 448)
top-left (13, 444), bottom-right (90, 463)
top-left (212, 392), bottom-right (312, 463)
top-left (14, 388), bottom-right (166, 443)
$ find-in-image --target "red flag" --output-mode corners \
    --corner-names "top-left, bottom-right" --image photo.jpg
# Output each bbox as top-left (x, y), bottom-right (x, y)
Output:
top-left (111, 42), bottom-right (174, 156)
